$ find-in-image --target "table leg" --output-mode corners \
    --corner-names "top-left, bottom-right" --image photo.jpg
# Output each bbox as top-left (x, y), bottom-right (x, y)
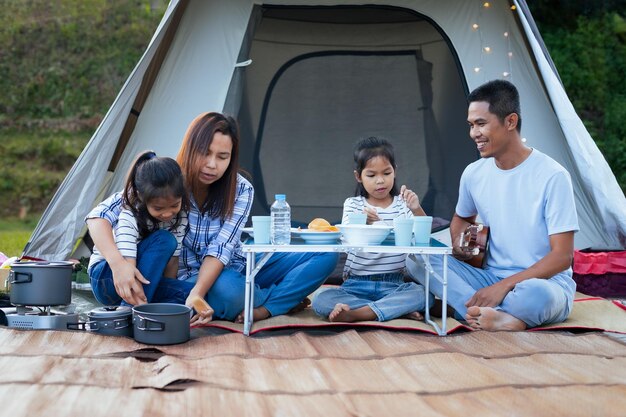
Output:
top-left (441, 254), bottom-right (448, 335)
top-left (420, 254), bottom-right (447, 336)
top-left (244, 252), bottom-right (254, 336)
top-left (243, 252), bottom-right (274, 336)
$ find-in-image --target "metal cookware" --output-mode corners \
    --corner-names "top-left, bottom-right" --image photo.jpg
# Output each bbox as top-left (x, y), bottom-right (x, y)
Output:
top-left (85, 306), bottom-right (133, 337)
top-left (8, 261), bottom-right (73, 306)
top-left (132, 303), bottom-right (191, 345)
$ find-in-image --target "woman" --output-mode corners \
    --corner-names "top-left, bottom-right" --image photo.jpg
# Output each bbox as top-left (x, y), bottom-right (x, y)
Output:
top-left (88, 112), bottom-right (338, 324)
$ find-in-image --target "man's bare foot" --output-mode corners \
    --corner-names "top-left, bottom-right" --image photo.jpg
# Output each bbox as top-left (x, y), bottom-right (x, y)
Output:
top-left (288, 297), bottom-right (311, 314)
top-left (403, 311), bottom-right (424, 321)
top-left (465, 306), bottom-right (527, 331)
top-left (235, 306), bottom-right (271, 323)
top-left (328, 304), bottom-right (377, 322)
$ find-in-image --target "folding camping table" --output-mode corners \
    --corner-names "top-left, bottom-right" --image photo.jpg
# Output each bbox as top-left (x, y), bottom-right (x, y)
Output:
top-left (241, 238), bottom-right (452, 336)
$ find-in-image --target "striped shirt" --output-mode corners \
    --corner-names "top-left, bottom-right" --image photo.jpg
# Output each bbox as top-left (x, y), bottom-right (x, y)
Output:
top-left (85, 191), bottom-right (187, 271)
top-left (342, 195), bottom-right (414, 277)
top-left (177, 174), bottom-right (252, 282)
top-left (115, 209), bottom-right (187, 259)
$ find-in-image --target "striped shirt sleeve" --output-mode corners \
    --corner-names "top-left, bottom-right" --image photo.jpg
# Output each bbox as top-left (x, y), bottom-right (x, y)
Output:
top-left (114, 209), bottom-right (140, 258)
top-left (84, 191), bottom-right (124, 227)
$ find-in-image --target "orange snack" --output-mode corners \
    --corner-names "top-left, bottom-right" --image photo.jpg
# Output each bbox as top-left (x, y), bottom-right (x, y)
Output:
top-left (189, 295), bottom-right (212, 313)
top-left (308, 218), bottom-right (339, 232)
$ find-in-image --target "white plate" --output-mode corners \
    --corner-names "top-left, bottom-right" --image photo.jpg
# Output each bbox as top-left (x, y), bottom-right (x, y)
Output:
top-left (241, 227), bottom-right (300, 238)
top-left (292, 229), bottom-right (341, 244)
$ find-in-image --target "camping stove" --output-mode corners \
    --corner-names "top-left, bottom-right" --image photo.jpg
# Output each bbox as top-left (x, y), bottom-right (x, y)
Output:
top-left (6, 305), bottom-right (79, 330)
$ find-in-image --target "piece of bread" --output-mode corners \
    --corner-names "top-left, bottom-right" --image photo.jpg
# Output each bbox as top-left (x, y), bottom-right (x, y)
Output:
top-left (189, 295), bottom-right (212, 313)
top-left (308, 218), bottom-right (339, 232)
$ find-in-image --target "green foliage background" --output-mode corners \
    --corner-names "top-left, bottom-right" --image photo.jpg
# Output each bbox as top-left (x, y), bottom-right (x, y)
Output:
top-left (0, 0), bottom-right (624, 237)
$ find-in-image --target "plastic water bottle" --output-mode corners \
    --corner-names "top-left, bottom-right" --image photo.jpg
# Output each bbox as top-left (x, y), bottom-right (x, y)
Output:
top-left (270, 194), bottom-right (291, 245)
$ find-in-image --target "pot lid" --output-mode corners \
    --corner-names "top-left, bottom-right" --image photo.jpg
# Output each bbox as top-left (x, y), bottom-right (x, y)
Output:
top-left (88, 306), bottom-right (132, 318)
top-left (11, 261), bottom-right (74, 268)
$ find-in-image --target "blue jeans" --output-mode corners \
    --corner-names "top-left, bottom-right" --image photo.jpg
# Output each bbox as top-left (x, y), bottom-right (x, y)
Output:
top-left (154, 251), bottom-right (339, 321)
top-left (312, 273), bottom-right (433, 321)
top-left (405, 254), bottom-right (575, 327)
top-left (89, 229), bottom-right (190, 306)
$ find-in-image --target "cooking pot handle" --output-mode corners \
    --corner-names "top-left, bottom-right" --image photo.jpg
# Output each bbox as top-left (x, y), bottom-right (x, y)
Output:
top-left (9, 271), bottom-right (33, 284)
top-left (84, 318), bottom-right (131, 331)
top-left (134, 315), bottom-right (165, 332)
top-left (67, 322), bottom-right (87, 331)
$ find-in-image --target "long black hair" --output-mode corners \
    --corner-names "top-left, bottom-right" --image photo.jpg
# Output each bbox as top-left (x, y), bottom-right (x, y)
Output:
top-left (353, 137), bottom-right (399, 198)
top-left (176, 112), bottom-right (240, 219)
top-left (122, 150), bottom-right (189, 238)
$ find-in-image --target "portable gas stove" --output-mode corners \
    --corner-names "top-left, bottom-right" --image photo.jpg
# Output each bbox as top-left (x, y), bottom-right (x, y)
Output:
top-left (5, 305), bottom-right (80, 330)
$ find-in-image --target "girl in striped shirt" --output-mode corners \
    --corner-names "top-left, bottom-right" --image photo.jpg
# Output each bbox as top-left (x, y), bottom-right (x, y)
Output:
top-left (312, 137), bottom-right (433, 322)
top-left (87, 151), bottom-right (190, 306)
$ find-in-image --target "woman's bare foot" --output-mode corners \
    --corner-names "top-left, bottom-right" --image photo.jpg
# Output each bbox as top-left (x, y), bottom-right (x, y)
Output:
top-left (235, 306), bottom-right (271, 323)
top-left (288, 297), bottom-right (311, 314)
top-left (465, 306), bottom-right (527, 331)
top-left (403, 311), bottom-right (424, 321)
top-left (328, 304), bottom-right (377, 322)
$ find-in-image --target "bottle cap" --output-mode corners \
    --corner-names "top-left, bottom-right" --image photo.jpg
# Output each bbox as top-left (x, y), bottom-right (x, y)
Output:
top-left (275, 194), bottom-right (286, 200)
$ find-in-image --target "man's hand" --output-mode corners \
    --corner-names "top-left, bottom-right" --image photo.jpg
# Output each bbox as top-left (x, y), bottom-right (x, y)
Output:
top-left (465, 280), bottom-right (513, 308)
top-left (111, 260), bottom-right (149, 305)
top-left (452, 244), bottom-right (475, 261)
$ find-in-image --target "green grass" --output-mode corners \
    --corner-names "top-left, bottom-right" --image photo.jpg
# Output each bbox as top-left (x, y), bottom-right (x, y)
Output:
top-left (0, 216), bottom-right (40, 258)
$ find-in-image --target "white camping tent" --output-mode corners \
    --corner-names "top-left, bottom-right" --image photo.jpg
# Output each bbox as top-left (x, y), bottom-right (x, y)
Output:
top-left (24, 0), bottom-right (626, 261)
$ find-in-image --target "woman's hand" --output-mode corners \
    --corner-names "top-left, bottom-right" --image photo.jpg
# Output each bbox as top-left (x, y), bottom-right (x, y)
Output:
top-left (187, 292), bottom-right (214, 325)
top-left (110, 259), bottom-right (149, 305)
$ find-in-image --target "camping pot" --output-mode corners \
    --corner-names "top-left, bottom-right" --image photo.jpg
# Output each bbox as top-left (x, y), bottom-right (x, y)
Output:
top-left (8, 261), bottom-right (73, 306)
top-left (85, 306), bottom-right (133, 337)
top-left (132, 303), bottom-right (191, 345)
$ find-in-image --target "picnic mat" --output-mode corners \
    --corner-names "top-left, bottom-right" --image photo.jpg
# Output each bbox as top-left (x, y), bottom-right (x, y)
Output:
top-left (0, 328), bottom-right (625, 417)
top-left (198, 292), bottom-right (626, 335)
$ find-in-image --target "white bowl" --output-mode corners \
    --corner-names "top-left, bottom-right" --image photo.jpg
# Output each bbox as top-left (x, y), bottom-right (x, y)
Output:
top-left (337, 224), bottom-right (393, 245)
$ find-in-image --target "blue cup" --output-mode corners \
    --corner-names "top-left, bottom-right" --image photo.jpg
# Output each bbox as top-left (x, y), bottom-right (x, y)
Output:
top-left (393, 218), bottom-right (414, 246)
top-left (252, 216), bottom-right (271, 244)
top-left (413, 216), bottom-right (433, 245)
top-left (347, 212), bottom-right (367, 225)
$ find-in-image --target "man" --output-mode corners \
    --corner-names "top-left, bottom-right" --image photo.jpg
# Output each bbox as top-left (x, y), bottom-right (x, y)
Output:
top-left (407, 79), bottom-right (579, 331)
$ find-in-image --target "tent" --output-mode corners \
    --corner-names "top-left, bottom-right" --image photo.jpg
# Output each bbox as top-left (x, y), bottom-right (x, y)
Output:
top-left (24, 0), bottom-right (626, 261)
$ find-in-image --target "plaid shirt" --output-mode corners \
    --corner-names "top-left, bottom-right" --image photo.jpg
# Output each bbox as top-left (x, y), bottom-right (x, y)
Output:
top-left (84, 174), bottom-right (253, 280)
top-left (178, 174), bottom-right (252, 281)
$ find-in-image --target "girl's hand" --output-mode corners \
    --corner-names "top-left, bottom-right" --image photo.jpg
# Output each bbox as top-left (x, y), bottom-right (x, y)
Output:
top-left (111, 260), bottom-right (149, 305)
top-left (363, 206), bottom-right (380, 224)
top-left (400, 185), bottom-right (426, 216)
top-left (187, 292), bottom-right (214, 325)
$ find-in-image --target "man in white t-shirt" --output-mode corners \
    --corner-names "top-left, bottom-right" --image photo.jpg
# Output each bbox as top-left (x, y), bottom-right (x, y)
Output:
top-left (407, 79), bottom-right (578, 331)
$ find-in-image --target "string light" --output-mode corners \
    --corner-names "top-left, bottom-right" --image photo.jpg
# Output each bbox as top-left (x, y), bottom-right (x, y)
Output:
top-left (503, 72), bottom-right (510, 77)
top-left (474, 67), bottom-right (481, 73)
top-left (483, 2), bottom-right (490, 7)
top-left (472, 23), bottom-right (479, 30)
top-left (511, 5), bottom-right (517, 10)
top-left (508, 51), bottom-right (513, 58)
top-left (483, 46), bottom-right (492, 53)
top-left (521, 137), bottom-right (527, 143)
top-left (504, 31), bottom-right (509, 37)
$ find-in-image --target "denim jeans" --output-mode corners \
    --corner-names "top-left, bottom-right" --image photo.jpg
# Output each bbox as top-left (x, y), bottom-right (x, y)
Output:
top-left (405, 254), bottom-right (575, 327)
top-left (312, 273), bottom-right (433, 321)
top-left (157, 251), bottom-right (339, 321)
top-left (89, 229), bottom-right (190, 306)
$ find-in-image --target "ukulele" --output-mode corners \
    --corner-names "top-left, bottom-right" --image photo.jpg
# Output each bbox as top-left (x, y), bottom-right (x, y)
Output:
top-left (458, 223), bottom-right (490, 269)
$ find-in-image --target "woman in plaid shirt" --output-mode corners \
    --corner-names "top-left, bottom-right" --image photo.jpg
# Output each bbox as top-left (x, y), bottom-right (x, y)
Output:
top-left (87, 112), bottom-right (338, 324)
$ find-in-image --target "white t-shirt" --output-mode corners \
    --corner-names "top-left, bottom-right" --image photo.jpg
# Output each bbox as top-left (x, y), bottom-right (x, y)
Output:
top-left (456, 148), bottom-right (579, 278)
top-left (342, 195), bottom-right (414, 277)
